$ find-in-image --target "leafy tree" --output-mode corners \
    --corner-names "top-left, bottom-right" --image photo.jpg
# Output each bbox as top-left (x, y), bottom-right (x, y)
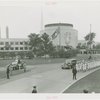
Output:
top-left (58, 47), bottom-right (65, 58)
top-left (28, 33), bottom-right (42, 57)
top-left (9, 52), bottom-right (16, 59)
top-left (48, 43), bottom-right (56, 58)
top-left (76, 43), bottom-right (81, 49)
top-left (84, 32), bottom-right (96, 49)
top-left (41, 33), bottom-right (54, 58)
top-left (64, 45), bottom-right (72, 50)
top-left (17, 51), bottom-right (26, 59)
top-left (28, 33), bottom-right (54, 58)
top-left (65, 49), bottom-right (78, 58)
top-left (26, 51), bottom-right (34, 59)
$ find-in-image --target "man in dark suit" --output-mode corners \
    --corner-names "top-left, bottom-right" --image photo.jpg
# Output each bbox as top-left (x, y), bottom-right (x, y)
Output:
top-left (72, 67), bottom-right (77, 80)
top-left (6, 64), bottom-right (10, 79)
top-left (32, 86), bottom-right (37, 93)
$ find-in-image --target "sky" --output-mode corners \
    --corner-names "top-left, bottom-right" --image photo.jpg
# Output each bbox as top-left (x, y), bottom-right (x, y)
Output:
top-left (0, 0), bottom-right (100, 42)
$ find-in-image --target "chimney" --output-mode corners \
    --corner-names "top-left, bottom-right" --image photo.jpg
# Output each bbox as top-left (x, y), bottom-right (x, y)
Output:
top-left (6, 26), bottom-right (9, 39)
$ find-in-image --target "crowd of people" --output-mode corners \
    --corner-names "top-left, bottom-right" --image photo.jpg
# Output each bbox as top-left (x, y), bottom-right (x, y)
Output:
top-left (71, 57), bottom-right (100, 81)
top-left (76, 59), bottom-right (100, 72)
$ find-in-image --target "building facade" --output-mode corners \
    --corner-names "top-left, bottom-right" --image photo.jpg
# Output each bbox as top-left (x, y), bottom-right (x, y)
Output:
top-left (0, 38), bottom-right (31, 52)
top-left (43, 23), bottom-right (78, 48)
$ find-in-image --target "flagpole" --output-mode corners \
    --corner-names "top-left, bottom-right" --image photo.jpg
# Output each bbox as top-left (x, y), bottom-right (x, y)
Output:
top-left (89, 24), bottom-right (92, 51)
top-left (59, 23), bottom-right (61, 48)
top-left (40, 2), bottom-right (44, 33)
top-left (90, 24), bottom-right (91, 33)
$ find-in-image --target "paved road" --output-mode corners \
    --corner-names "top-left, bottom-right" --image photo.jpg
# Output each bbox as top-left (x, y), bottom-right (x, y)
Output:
top-left (0, 63), bottom-right (72, 93)
top-left (0, 63), bottom-right (99, 93)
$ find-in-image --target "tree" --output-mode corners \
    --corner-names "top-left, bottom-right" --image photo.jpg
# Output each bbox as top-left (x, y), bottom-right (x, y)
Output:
top-left (26, 51), bottom-right (34, 59)
top-left (28, 33), bottom-right (54, 58)
top-left (41, 33), bottom-right (54, 58)
top-left (9, 52), bottom-right (16, 59)
top-left (84, 32), bottom-right (96, 49)
top-left (28, 33), bottom-right (42, 57)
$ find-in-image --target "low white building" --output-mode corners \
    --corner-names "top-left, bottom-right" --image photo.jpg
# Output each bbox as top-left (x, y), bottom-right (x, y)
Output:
top-left (0, 38), bottom-right (31, 52)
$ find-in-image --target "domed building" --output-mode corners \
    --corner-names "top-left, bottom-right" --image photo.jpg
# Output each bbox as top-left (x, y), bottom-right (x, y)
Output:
top-left (43, 23), bottom-right (78, 48)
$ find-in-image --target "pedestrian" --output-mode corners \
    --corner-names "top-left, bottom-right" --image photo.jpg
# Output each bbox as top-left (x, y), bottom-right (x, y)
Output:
top-left (6, 64), bottom-right (11, 79)
top-left (72, 67), bottom-right (77, 80)
top-left (32, 86), bottom-right (37, 93)
top-left (83, 89), bottom-right (89, 93)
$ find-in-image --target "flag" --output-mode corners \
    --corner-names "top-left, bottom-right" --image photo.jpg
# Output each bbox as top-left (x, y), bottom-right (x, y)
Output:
top-left (51, 27), bottom-right (60, 40)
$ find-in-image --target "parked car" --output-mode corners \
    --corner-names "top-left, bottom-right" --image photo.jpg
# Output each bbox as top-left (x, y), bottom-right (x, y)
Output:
top-left (61, 59), bottom-right (77, 69)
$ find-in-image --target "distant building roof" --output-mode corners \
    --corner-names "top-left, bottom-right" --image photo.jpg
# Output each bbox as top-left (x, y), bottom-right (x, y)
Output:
top-left (45, 23), bottom-right (73, 27)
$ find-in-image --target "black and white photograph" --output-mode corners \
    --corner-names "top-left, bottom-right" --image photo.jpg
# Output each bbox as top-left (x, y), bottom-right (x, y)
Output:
top-left (0, 0), bottom-right (100, 99)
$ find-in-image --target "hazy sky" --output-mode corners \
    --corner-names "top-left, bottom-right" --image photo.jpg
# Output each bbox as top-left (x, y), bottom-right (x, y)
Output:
top-left (0, 0), bottom-right (100, 42)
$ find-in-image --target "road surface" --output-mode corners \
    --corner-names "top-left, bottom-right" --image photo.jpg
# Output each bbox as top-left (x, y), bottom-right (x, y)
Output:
top-left (0, 63), bottom-right (99, 93)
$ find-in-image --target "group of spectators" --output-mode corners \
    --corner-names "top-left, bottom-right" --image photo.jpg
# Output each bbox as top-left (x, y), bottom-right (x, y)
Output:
top-left (76, 59), bottom-right (100, 72)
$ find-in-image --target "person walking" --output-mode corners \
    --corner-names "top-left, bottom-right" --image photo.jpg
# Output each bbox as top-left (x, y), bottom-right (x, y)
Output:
top-left (72, 67), bottom-right (77, 80)
top-left (6, 64), bottom-right (10, 79)
top-left (83, 89), bottom-right (89, 93)
top-left (32, 86), bottom-right (37, 93)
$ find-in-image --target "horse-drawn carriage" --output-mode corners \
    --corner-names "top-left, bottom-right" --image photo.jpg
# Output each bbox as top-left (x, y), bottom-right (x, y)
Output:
top-left (9, 59), bottom-right (26, 73)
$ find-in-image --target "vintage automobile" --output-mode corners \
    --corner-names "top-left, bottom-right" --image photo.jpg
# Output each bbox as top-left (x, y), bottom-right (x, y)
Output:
top-left (61, 59), bottom-right (77, 69)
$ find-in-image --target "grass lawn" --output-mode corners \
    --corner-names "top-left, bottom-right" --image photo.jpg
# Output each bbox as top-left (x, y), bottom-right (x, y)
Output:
top-left (0, 58), bottom-right (66, 67)
top-left (1, 54), bottom-right (100, 67)
top-left (64, 68), bottom-right (100, 93)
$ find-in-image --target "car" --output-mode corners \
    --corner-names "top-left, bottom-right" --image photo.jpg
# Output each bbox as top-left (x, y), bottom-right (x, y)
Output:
top-left (61, 59), bottom-right (77, 69)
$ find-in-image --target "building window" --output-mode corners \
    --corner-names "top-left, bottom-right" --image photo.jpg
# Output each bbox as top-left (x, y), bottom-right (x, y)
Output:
top-left (24, 47), bottom-right (28, 50)
top-left (1, 47), bottom-right (4, 50)
top-left (15, 42), bottom-right (19, 45)
top-left (29, 47), bottom-right (31, 50)
top-left (24, 42), bottom-right (28, 45)
top-left (5, 42), bottom-right (9, 45)
top-left (10, 47), bottom-right (14, 50)
top-left (10, 42), bottom-right (14, 45)
top-left (20, 47), bottom-right (23, 50)
top-left (20, 42), bottom-right (23, 45)
top-left (15, 47), bottom-right (19, 50)
top-left (5, 47), bottom-right (9, 50)
top-left (0, 42), bottom-right (4, 45)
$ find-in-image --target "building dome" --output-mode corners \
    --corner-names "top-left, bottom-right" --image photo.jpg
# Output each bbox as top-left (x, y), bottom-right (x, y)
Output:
top-left (45, 23), bottom-right (73, 28)
top-left (43, 23), bottom-right (78, 48)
